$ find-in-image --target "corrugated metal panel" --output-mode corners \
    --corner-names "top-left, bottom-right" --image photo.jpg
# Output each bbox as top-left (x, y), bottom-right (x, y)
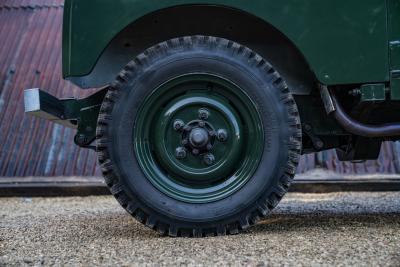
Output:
top-left (0, 0), bottom-right (399, 177)
top-left (297, 142), bottom-right (400, 174)
top-left (0, 0), bottom-right (100, 177)
top-left (0, 0), bottom-right (63, 8)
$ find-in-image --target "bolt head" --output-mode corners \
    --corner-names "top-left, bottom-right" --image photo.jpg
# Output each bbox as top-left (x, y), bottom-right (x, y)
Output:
top-left (304, 124), bottom-right (312, 131)
top-left (316, 141), bottom-right (324, 149)
top-left (173, 120), bottom-right (185, 131)
top-left (206, 144), bottom-right (213, 150)
top-left (192, 148), bottom-right (199, 155)
top-left (198, 121), bottom-right (205, 127)
top-left (181, 139), bottom-right (188, 146)
top-left (198, 108), bottom-right (209, 120)
top-left (216, 129), bottom-right (228, 142)
top-left (203, 153), bottom-right (215, 166)
top-left (75, 134), bottom-right (87, 145)
top-left (175, 147), bottom-right (187, 159)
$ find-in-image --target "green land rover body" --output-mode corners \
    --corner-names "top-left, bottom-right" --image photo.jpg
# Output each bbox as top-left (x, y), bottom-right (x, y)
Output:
top-left (24, 0), bottom-right (400, 236)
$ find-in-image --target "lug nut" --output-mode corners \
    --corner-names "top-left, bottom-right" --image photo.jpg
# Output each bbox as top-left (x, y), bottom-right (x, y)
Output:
top-left (173, 120), bottom-right (185, 131)
top-left (216, 129), bottom-right (228, 142)
top-left (192, 148), bottom-right (199, 155)
top-left (203, 153), bottom-right (215, 166)
top-left (175, 147), bottom-right (187, 159)
top-left (198, 108), bottom-right (209, 120)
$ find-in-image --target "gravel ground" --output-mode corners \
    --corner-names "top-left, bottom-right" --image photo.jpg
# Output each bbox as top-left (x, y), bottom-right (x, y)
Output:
top-left (1, 192), bottom-right (400, 266)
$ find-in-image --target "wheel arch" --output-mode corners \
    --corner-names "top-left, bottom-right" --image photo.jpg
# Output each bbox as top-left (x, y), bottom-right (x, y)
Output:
top-left (66, 4), bottom-right (316, 95)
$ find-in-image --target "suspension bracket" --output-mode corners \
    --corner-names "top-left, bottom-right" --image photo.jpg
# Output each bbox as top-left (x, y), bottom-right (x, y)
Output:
top-left (24, 88), bottom-right (107, 148)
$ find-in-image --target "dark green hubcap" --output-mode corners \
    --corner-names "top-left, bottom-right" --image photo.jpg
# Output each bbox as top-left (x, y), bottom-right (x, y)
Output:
top-left (134, 74), bottom-right (264, 203)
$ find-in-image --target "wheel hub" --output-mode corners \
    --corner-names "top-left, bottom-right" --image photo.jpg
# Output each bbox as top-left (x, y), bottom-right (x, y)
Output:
top-left (172, 109), bottom-right (229, 165)
top-left (134, 74), bottom-right (264, 203)
top-left (189, 127), bottom-right (209, 148)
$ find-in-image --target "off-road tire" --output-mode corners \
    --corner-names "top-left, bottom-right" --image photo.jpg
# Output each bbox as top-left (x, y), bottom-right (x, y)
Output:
top-left (96, 36), bottom-right (302, 237)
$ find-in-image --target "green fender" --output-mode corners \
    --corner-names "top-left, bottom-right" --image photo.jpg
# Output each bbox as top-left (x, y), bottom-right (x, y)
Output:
top-left (63, 0), bottom-right (389, 87)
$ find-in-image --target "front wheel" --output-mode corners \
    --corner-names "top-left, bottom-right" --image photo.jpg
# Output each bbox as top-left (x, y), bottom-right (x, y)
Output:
top-left (96, 36), bottom-right (301, 237)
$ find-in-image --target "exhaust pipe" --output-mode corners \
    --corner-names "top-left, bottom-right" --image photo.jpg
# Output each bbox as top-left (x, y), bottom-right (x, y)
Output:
top-left (319, 85), bottom-right (400, 137)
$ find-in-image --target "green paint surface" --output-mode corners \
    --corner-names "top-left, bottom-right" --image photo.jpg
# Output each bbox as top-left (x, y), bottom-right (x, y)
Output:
top-left (63, 0), bottom-right (389, 85)
top-left (388, 0), bottom-right (400, 100)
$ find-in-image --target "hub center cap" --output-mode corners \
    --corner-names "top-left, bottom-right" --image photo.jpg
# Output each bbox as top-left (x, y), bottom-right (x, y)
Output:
top-left (189, 128), bottom-right (209, 148)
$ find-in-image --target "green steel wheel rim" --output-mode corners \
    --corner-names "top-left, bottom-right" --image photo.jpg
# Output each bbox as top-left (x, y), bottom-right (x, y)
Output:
top-left (134, 73), bottom-right (264, 203)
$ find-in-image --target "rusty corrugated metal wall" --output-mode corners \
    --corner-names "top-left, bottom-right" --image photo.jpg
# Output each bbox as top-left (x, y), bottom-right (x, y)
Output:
top-left (298, 142), bottom-right (400, 174)
top-left (0, 0), bottom-right (100, 177)
top-left (0, 0), bottom-right (399, 177)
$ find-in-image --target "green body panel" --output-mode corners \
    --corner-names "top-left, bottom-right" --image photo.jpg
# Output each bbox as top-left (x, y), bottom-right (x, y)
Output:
top-left (388, 0), bottom-right (400, 100)
top-left (63, 0), bottom-right (389, 86)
